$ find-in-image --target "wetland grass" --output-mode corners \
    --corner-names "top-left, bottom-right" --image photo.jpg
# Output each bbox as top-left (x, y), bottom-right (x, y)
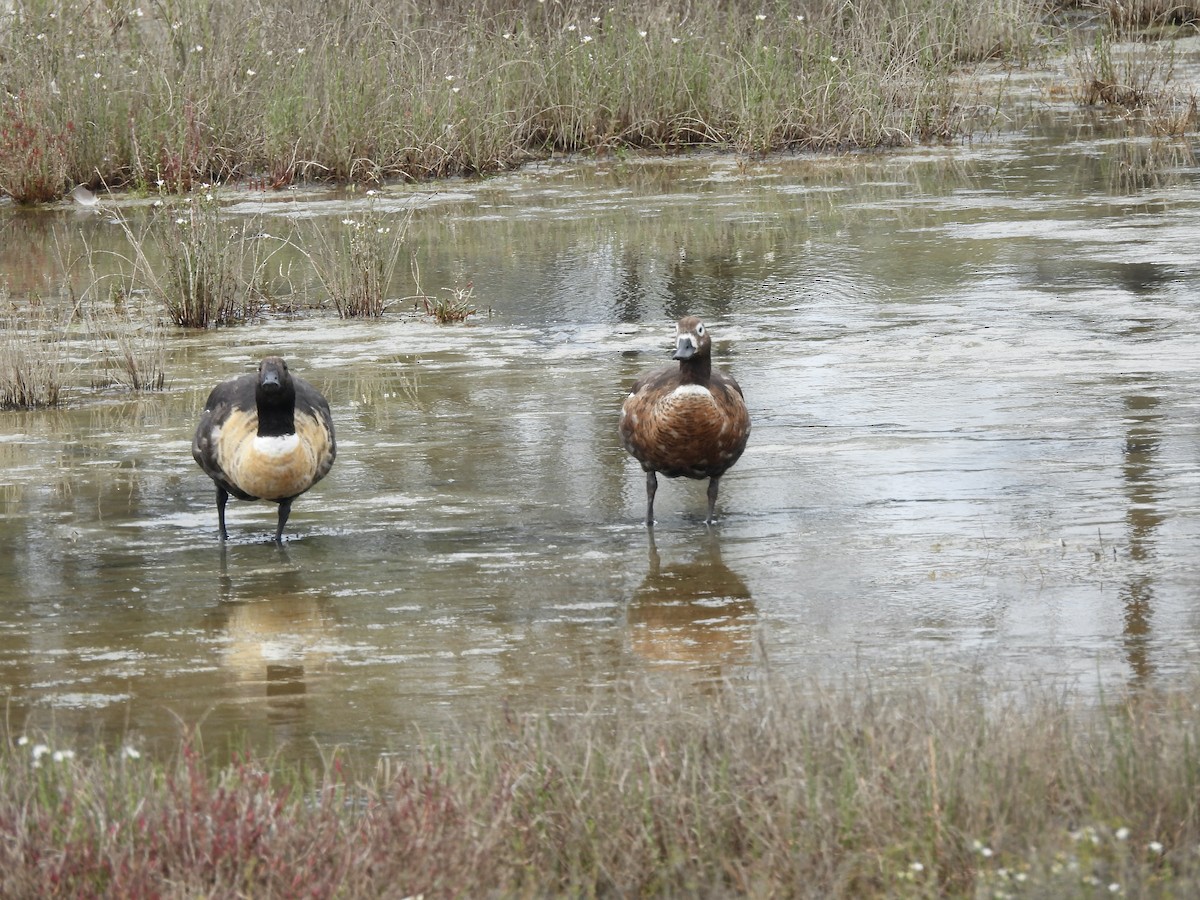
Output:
top-left (0, 0), bottom-right (1051, 203)
top-left (4, 676), bottom-right (1200, 897)
top-left (305, 203), bottom-right (409, 318)
top-left (0, 287), bottom-right (66, 409)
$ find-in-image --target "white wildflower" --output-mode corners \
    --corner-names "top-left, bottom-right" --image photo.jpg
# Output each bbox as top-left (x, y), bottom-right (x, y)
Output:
top-left (1115, 827), bottom-right (1130, 841)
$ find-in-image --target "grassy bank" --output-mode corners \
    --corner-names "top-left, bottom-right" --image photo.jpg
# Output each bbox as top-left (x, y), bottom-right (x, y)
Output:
top-left (3, 676), bottom-right (1199, 897)
top-left (0, 0), bottom-right (1049, 203)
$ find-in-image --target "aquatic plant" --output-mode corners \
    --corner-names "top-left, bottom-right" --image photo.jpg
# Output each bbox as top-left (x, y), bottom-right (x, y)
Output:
top-left (305, 200), bottom-right (409, 318)
top-left (0, 0), bottom-right (1054, 202)
top-left (0, 287), bottom-right (67, 409)
top-left (421, 283), bottom-right (477, 325)
top-left (109, 190), bottom-right (283, 328)
top-left (4, 675), bottom-right (1200, 896)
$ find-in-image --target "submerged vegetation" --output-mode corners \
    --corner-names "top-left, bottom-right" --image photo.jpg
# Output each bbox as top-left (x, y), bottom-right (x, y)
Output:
top-left (4, 676), bottom-right (1200, 897)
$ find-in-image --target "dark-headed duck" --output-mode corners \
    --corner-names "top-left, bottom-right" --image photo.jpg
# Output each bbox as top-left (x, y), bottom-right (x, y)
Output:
top-left (619, 317), bottom-right (750, 526)
top-left (192, 357), bottom-right (336, 542)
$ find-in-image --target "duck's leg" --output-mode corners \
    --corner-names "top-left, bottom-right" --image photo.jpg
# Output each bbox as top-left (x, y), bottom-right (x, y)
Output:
top-left (216, 485), bottom-right (230, 541)
top-left (274, 498), bottom-right (293, 544)
top-left (705, 476), bottom-right (721, 526)
top-left (645, 470), bottom-right (658, 527)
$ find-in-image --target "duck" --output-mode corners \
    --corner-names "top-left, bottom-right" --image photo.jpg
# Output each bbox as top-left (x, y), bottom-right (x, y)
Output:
top-left (619, 316), bottom-right (750, 526)
top-left (192, 356), bottom-right (336, 543)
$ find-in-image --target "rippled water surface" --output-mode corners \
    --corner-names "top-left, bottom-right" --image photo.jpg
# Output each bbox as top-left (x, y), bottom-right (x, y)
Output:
top-left (4, 110), bottom-right (1200, 759)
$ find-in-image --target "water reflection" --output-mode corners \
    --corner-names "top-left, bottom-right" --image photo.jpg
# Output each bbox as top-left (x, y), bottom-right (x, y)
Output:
top-left (628, 533), bottom-right (755, 674)
top-left (1120, 390), bottom-right (1165, 684)
top-left (211, 548), bottom-right (335, 730)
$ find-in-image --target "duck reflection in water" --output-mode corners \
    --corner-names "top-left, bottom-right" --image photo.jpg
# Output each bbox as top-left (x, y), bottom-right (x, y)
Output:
top-left (212, 546), bottom-right (334, 727)
top-left (628, 531), bottom-right (756, 673)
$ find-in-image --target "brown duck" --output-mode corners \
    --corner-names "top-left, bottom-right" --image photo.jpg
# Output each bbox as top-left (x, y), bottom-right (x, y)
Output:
top-left (620, 316), bottom-right (750, 525)
top-left (192, 357), bottom-right (336, 543)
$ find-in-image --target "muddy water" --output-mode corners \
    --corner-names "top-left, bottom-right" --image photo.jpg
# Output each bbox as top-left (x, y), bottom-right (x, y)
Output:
top-left (4, 109), bottom-right (1200, 760)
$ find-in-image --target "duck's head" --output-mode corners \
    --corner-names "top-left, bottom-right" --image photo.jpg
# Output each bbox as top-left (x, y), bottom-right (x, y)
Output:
top-left (672, 316), bottom-right (711, 361)
top-left (257, 356), bottom-right (295, 403)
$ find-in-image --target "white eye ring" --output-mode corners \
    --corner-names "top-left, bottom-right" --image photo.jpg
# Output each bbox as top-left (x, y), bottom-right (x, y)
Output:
top-left (696, 324), bottom-right (705, 336)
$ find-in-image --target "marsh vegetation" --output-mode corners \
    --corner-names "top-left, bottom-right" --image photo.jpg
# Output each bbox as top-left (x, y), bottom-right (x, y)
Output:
top-left (4, 677), bottom-right (1200, 898)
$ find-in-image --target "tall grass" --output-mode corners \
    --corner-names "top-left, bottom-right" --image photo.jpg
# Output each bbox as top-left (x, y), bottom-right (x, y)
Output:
top-left (4, 676), bottom-right (1200, 897)
top-left (0, 0), bottom-right (1049, 203)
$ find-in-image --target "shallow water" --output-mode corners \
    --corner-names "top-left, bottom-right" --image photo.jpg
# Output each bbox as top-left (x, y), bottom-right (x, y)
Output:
top-left (4, 107), bottom-right (1200, 760)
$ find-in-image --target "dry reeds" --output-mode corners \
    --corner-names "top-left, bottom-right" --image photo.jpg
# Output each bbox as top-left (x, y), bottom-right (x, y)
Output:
top-left (3, 676), bottom-right (1200, 897)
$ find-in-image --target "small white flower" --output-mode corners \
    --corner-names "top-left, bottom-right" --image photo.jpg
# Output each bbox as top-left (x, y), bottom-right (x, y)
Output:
top-left (1148, 841), bottom-right (1164, 853)
top-left (503, 32), bottom-right (514, 39)
top-left (297, 47), bottom-right (306, 55)
top-left (671, 37), bottom-right (681, 44)
top-left (981, 847), bottom-right (993, 858)
top-left (156, 179), bottom-right (166, 187)
top-left (582, 35), bottom-right (593, 43)
top-left (77, 52), bottom-right (86, 59)
top-left (123, 746), bottom-right (141, 760)
top-left (172, 21), bottom-right (181, 30)
top-left (31, 744), bottom-right (50, 760)
top-left (246, 68), bottom-right (256, 76)
top-left (829, 55), bottom-right (839, 63)
top-left (1115, 827), bottom-right (1130, 841)
top-left (639, 30), bottom-right (648, 38)
top-left (36, 33), bottom-right (45, 41)
top-left (175, 217), bottom-right (187, 225)
top-left (135, 7), bottom-right (144, 16)
top-left (756, 13), bottom-right (766, 20)
top-left (366, 189), bottom-right (377, 196)
top-left (52, 750), bottom-right (75, 762)
top-left (567, 24), bottom-right (576, 32)
top-left (1108, 884), bottom-right (1120, 894)
top-left (592, 16), bottom-right (601, 24)
top-left (17, 736), bottom-right (28, 746)
top-left (93, 72), bottom-right (102, 79)
top-left (445, 74), bottom-right (456, 81)
top-left (909, 862), bottom-right (924, 872)
top-left (193, 44), bottom-right (203, 52)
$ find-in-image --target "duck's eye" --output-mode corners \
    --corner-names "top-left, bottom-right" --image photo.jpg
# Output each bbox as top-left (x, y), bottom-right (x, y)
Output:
top-left (696, 324), bottom-right (705, 336)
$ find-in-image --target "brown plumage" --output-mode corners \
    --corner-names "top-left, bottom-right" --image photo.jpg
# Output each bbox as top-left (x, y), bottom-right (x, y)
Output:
top-left (620, 316), bottom-right (750, 525)
top-left (193, 357), bottom-right (336, 543)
